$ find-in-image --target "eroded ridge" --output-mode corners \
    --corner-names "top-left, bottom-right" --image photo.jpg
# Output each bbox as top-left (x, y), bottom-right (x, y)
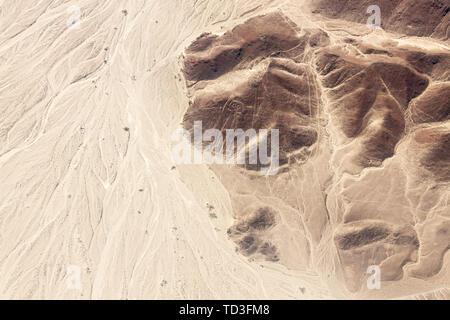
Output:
top-left (335, 220), bottom-right (419, 291)
top-left (182, 12), bottom-right (329, 172)
top-left (314, 36), bottom-right (449, 291)
top-left (314, 0), bottom-right (450, 39)
top-left (181, 11), bottom-right (450, 294)
top-left (181, 12), bottom-right (331, 266)
top-left (315, 48), bottom-right (430, 169)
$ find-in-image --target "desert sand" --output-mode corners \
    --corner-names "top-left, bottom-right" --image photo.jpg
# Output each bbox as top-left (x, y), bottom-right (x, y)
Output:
top-left (0, 0), bottom-right (448, 299)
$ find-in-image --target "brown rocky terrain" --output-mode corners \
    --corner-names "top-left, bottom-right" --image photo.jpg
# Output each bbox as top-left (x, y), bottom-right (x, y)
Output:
top-left (314, 0), bottom-right (450, 39)
top-left (181, 10), bottom-right (450, 296)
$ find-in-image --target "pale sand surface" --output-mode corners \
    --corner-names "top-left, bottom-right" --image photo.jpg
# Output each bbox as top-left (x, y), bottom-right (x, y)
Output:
top-left (0, 0), bottom-right (448, 299)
